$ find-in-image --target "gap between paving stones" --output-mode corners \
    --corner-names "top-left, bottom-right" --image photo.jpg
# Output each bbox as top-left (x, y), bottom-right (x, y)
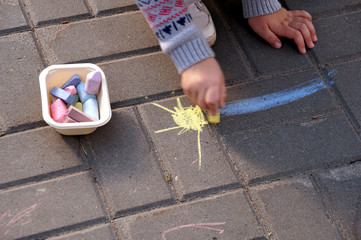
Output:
top-left (80, 134), bottom-right (173, 236)
top-left (309, 173), bottom-right (350, 239)
top-left (76, 136), bottom-right (123, 239)
top-left (67, 46), bottom-right (161, 65)
top-left (132, 107), bottom-right (180, 202)
top-left (0, 170), bottom-right (91, 194)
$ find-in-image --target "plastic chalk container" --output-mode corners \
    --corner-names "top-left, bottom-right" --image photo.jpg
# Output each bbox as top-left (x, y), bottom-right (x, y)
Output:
top-left (39, 63), bottom-right (112, 135)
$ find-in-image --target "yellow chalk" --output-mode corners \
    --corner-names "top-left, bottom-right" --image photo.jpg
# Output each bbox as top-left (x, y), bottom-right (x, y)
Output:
top-left (75, 102), bottom-right (83, 111)
top-left (207, 110), bottom-right (220, 124)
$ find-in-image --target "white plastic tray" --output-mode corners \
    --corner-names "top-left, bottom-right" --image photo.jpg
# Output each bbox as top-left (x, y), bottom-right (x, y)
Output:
top-left (39, 63), bottom-right (112, 135)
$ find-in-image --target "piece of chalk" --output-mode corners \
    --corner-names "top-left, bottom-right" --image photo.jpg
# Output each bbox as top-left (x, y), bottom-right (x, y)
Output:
top-left (61, 74), bottom-right (81, 89)
top-left (50, 86), bottom-right (75, 105)
top-left (83, 98), bottom-right (99, 121)
top-left (207, 110), bottom-right (220, 124)
top-left (76, 82), bottom-right (96, 103)
top-left (74, 102), bottom-right (82, 111)
top-left (62, 116), bottom-right (78, 123)
top-left (85, 71), bottom-right (102, 94)
top-left (67, 105), bottom-right (95, 122)
top-left (64, 85), bottom-right (77, 95)
top-left (51, 98), bottom-right (68, 123)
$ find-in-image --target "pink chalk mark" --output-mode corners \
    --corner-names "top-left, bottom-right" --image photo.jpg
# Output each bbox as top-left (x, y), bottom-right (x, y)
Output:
top-left (162, 222), bottom-right (226, 240)
top-left (0, 204), bottom-right (38, 237)
top-left (6, 204), bottom-right (38, 227)
top-left (190, 159), bottom-right (199, 166)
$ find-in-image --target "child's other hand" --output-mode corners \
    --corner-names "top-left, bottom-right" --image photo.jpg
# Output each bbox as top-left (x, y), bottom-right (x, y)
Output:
top-left (181, 57), bottom-right (226, 112)
top-left (248, 7), bottom-right (317, 54)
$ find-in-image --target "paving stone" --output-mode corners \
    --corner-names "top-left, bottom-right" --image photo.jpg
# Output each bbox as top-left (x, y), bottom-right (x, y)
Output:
top-left (218, 70), bottom-right (339, 134)
top-left (87, 0), bottom-right (136, 15)
top-left (313, 12), bottom-right (361, 65)
top-left (99, 52), bottom-right (180, 104)
top-left (249, 177), bottom-right (342, 239)
top-left (86, 108), bottom-right (174, 217)
top-left (35, 12), bottom-right (158, 64)
top-left (0, 0), bottom-right (29, 34)
top-left (0, 32), bottom-right (45, 131)
top-left (214, 1), bottom-right (312, 77)
top-left (285, 0), bottom-right (361, 17)
top-left (138, 97), bottom-right (239, 200)
top-left (23, 0), bottom-right (90, 26)
top-left (204, 0), bottom-right (252, 84)
top-left (224, 113), bottom-right (361, 184)
top-left (314, 162), bottom-right (361, 239)
top-left (0, 127), bottom-right (88, 189)
top-left (48, 224), bottom-right (117, 240)
top-left (0, 172), bottom-right (107, 239)
top-left (326, 61), bottom-right (361, 129)
top-left (116, 190), bottom-right (265, 239)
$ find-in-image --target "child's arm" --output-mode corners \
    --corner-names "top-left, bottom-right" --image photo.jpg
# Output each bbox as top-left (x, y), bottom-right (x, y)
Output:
top-left (134, 0), bottom-right (225, 111)
top-left (243, 0), bottom-right (317, 54)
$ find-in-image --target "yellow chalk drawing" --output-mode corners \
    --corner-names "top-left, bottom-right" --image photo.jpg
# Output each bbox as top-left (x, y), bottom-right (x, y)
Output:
top-left (152, 98), bottom-right (208, 169)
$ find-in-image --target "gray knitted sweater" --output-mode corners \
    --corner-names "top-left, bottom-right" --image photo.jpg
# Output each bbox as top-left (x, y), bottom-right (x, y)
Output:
top-left (134, 0), bottom-right (281, 73)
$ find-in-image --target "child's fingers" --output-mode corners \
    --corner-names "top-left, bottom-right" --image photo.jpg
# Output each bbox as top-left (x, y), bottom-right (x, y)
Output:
top-left (289, 21), bottom-right (314, 49)
top-left (204, 85), bottom-right (219, 111)
top-left (253, 25), bottom-right (282, 49)
top-left (291, 10), bottom-right (312, 22)
top-left (276, 26), bottom-right (306, 54)
top-left (197, 87), bottom-right (207, 110)
top-left (293, 16), bottom-right (317, 42)
top-left (220, 81), bottom-right (226, 108)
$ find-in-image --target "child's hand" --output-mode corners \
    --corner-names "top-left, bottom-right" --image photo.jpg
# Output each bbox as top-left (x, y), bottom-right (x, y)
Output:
top-left (181, 57), bottom-right (226, 112)
top-left (248, 7), bottom-right (317, 54)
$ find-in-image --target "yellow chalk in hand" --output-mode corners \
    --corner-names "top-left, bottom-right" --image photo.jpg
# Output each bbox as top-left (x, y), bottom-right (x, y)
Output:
top-left (207, 110), bottom-right (220, 124)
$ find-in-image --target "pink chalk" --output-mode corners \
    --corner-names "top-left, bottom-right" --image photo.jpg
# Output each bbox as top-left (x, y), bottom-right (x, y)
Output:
top-left (62, 116), bottom-right (78, 123)
top-left (67, 106), bottom-right (95, 122)
top-left (51, 99), bottom-right (67, 123)
top-left (85, 71), bottom-right (102, 94)
top-left (64, 85), bottom-right (77, 95)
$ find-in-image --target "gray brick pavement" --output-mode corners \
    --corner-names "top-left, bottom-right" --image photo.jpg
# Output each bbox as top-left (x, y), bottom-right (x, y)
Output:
top-left (326, 61), bottom-right (361, 130)
top-left (285, 0), bottom-right (361, 17)
top-left (48, 224), bottom-right (117, 240)
top-left (87, 0), bottom-right (137, 15)
top-left (249, 176), bottom-right (342, 239)
top-left (138, 97), bottom-right (240, 200)
top-left (35, 12), bottom-right (158, 64)
top-left (0, 127), bottom-right (88, 188)
top-left (86, 108), bottom-right (174, 218)
top-left (23, 0), bottom-right (90, 26)
top-left (115, 190), bottom-right (266, 239)
top-left (0, 31), bottom-right (44, 132)
top-left (313, 12), bottom-right (361, 65)
top-left (218, 70), bottom-right (339, 134)
top-left (1, 0), bottom-right (361, 239)
top-left (314, 162), bottom-right (361, 239)
top-left (98, 52), bottom-right (180, 105)
top-left (0, 172), bottom-right (107, 239)
top-left (0, 0), bottom-right (29, 34)
top-left (224, 113), bottom-right (361, 184)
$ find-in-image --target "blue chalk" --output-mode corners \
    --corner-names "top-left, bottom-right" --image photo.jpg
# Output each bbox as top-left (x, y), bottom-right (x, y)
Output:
top-left (83, 98), bottom-right (99, 121)
top-left (61, 74), bottom-right (81, 89)
top-left (76, 82), bottom-right (96, 103)
top-left (50, 86), bottom-right (75, 105)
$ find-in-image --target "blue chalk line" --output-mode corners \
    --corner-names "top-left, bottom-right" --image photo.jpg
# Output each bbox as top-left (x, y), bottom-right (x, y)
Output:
top-left (220, 70), bottom-right (337, 116)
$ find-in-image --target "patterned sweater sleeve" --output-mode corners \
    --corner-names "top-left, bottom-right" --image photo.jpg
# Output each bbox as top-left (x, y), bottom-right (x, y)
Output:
top-left (134, 0), bottom-right (215, 74)
top-left (242, 0), bottom-right (282, 18)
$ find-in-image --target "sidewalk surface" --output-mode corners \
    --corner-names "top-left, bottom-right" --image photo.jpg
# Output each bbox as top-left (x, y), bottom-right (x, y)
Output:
top-left (1, 0), bottom-right (361, 239)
